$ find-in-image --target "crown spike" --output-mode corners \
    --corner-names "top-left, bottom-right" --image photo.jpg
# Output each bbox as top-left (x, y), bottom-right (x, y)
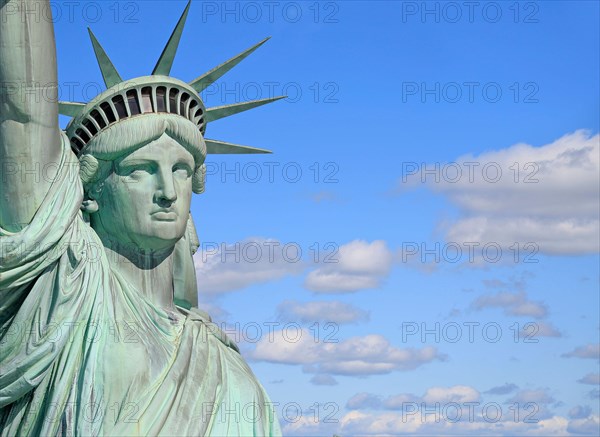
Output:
top-left (189, 37), bottom-right (271, 93)
top-left (88, 28), bottom-right (123, 88)
top-left (205, 96), bottom-right (285, 123)
top-left (206, 139), bottom-right (272, 154)
top-left (152, 0), bottom-right (192, 76)
top-left (59, 101), bottom-right (85, 117)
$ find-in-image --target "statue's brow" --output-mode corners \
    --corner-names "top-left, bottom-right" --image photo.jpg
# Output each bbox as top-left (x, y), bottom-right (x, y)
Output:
top-left (119, 158), bottom-right (157, 166)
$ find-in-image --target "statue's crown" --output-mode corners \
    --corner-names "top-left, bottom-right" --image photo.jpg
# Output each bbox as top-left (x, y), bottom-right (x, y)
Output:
top-left (60, 1), bottom-right (283, 157)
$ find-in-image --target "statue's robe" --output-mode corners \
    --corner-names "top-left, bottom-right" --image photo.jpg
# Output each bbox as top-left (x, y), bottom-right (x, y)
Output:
top-left (0, 138), bottom-right (281, 436)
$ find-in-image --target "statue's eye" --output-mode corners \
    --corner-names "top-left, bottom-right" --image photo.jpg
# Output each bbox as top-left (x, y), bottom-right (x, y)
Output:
top-left (173, 163), bottom-right (192, 178)
top-left (121, 163), bottom-right (154, 176)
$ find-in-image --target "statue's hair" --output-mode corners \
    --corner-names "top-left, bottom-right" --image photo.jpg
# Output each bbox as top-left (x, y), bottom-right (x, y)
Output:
top-left (82, 113), bottom-right (206, 163)
top-left (79, 154), bottom-right (101, 185)
top-left (79, 116), bottom-right (205, 251)
top-left (78, 114), bottom-right (207, 195)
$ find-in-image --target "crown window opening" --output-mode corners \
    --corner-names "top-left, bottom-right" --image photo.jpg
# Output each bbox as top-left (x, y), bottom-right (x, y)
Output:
top-left (141, 87), bottom-right (154, 114)
top-left (188, 99), bottom-right (196, 119)
top-left (127, 90), bottom-right (141, 116)
top-left (71, 137), bottom-right (84, 151)
top-left (193, 107), bottom-right (203, 124)
top-left (90, 109), bottom-right (107, 129)
top-left (151, 86), bottom-right (158, 111)
top-left (189, 101), bottom-right (199, 123)
top-left (156, 87), bottom-right (167, 112)
top-left (86, 115), bottom-right (101, 133)
top-left (82, 119), bottom-right (98, 137)
top-left (100, 102), bottom-right (117, 124)
top-left (112, 95), bottom-right (128, 119)
top-left (169, 89), bottom-right (180, 114)
top-left (179, 93), bottom-right (190, 118)
top-left (79, 125), bottom-right (94, 140)
top-left (75, 128), bottom-right (91, 144)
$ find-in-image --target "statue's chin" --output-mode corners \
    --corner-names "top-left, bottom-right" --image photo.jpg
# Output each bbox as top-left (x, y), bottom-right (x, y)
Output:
top-left (141, 225), bottom-right (186, 247)
top-left (131, 238), bottom-right (180, 253)
top-left (127, 234), bottom-right (183, 254)
top-left (94, 227), bottom-right (185, 258)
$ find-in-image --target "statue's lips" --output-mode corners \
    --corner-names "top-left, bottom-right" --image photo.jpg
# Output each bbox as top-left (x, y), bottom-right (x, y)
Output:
top-left (151, 211), bottom-right (178, 221)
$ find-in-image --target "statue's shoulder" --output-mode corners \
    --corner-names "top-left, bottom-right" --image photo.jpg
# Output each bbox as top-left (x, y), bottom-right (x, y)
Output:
top-left (178, 306), bottom-right (241, 354)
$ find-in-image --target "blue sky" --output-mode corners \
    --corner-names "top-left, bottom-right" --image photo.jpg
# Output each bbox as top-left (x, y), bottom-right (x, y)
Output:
top-left (54, 1), bottom-right (599, 435)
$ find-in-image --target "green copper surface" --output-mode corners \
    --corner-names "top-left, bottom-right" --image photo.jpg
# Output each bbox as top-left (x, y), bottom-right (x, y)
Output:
top-left (205, 96), bottom-right (286, 123)
top-left (189, 37), bottom-right (271, 93)
top-left (152, 0), bottom-right (191, 76)
top-left (87, 28), bottom-right (123, 88)
top-left (58, 101), bottom-right (85, 117)
top-left (0, 1), bottom-right (282, 435)
top-left (206, 139), bottom-right (272, 154)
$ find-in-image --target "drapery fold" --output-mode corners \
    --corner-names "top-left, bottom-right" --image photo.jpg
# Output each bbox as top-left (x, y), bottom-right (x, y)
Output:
top-left (0, 134), bottom-right (280, 436)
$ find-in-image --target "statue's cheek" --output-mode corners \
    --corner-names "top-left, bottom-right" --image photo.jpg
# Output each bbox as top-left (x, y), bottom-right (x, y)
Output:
top-left (111, 176), bottom-right (149, 199)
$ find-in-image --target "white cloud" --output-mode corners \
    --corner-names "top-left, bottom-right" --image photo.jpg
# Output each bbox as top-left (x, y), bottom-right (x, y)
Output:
top-left (337, 410), bottom-right (571, 436)
top-left (578, 373), bottom-right (600, 385)
top-left (288, 385), bottom-right (596, 436)
top-left (382, 393), bottom-right (421, 410)
top-left (249, 331), bottom-right (444, 376)
top-left (309, 374), bottom-right (338, 386)
top-left (562, 344), bottom-right (600, 360)
top-left (335, 386), bottom-right (600, 436)
top-left (507, 388), bottom-right (555, 405)
top-left (484, 383), bottom-right (519, 395)
top-left (567, 415), bottom-right (600, 435)
top-left (195, 237), bottom-right (304, 295)
top-left (527, 321), bottom-right (562, 338)
top-left (349, 386), bottom-right (480, 411)
top-left (281, 415), bottom-right (332, 436)
top-left (277, 300), bottom-right (369, 324)
top-left (346, 393), bottom-right (382, 410)
top-left (470, 276), bottom-right (561, 337)
top-left (503, 388), bottom-right (557, 421)
top-left (422, 385), bottom-right (481, 404)
top-left (569, 405), bottom-right (593, 419)
top-left (400, 130), bottom-right (600, 255)
top-left (472, 291), bottom-right (548, 319)
top-left (304, 240), bottom-right (393, 293)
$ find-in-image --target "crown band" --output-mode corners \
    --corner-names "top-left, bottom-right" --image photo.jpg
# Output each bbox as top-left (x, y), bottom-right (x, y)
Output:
top-left (59, 1), bottom-right (281, 159)
top-left (67, 77), bottom-right (206, 157)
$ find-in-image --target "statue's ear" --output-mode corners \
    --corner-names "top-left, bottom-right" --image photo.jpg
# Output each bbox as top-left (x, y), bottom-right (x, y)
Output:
top-left (80, 154), bottom-right (104, 213)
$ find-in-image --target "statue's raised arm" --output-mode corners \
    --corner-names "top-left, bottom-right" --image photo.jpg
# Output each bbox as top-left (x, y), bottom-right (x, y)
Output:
top-left (1, 2), bottom-right (284, 434)
top-left (0, 0), bottom-right (62, 232)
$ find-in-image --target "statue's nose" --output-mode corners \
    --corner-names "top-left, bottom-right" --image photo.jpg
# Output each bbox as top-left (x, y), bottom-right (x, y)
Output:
top-left (156, 170), bottom-right (178, 204)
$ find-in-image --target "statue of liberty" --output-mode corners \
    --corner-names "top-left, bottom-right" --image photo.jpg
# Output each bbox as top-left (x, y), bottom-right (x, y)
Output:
top-left (0, 1), bottom-right (282, 435)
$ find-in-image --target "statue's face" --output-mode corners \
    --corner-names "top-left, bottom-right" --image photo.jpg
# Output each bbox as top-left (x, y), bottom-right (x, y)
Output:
top-left (92, 133), bottom-right (194, 252)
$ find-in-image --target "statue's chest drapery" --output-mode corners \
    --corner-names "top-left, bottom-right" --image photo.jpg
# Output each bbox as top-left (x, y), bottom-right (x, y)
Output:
top-left (99, 270), bottom-right (186, 404)
top-left (0, 142), bottom-right (281, 436)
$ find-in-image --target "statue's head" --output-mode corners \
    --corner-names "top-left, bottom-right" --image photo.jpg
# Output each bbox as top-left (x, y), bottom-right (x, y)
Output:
top-left (79, 115), bottom-right (206, 251)
top-left (58, 0), bottom-right (283, 253)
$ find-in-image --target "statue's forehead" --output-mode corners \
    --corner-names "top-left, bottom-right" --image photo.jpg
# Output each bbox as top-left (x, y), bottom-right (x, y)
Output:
top-left (81, 113), bottom-right (205, 165)
top-left (116, 134), bottom-right (194, 164)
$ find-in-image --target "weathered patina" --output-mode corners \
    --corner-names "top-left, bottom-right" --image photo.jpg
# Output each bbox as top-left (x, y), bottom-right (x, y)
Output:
top-left (0, 1), bottom-right (282, 435)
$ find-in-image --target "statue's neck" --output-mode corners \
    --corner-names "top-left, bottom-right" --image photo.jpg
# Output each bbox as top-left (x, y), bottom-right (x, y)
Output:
top-left (101, 237), bottom-right (176, 310)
